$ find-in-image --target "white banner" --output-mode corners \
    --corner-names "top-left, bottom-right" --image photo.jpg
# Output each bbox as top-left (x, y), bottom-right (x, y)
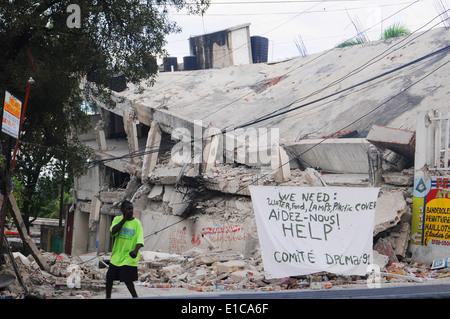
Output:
top-left (249, 186), bottom-right (379, 278)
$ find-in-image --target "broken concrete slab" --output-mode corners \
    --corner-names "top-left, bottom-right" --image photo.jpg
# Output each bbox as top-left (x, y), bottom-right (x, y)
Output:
top-left (382, 170), bottom-right (414, 186)
top-left (374, 238), bottom-right (399, 264)
top-left (389, 222), bottom-right (411, 258)
top-left (216, 260), bottom-right (247, 274)
top-left (373, 250), bottom-right (390, 269)
top-left (285, 138), bottom-right (371, 173)
top-left (229, 270), bottom-right (250, 282)
top-left (320, 173), bottom-right (370, 186)
top-left (140, 250), bottom-right (184, 262)
top-left (161, 264), bottom-right (184, 277)
top-left (304, 167), bottom-right (327, 186)
top-left (188, 252), bottom-right (243, 267)
top-left (381, 149), bottom-right (408, 172)
top-left (366, 125), bottom-right (415, 160)
top-left (374, 190), bottom-right (408, 236)
top-left (147, 185), bottom-right (164, 200)
top-left (148, 164), bottom-right (198, 185)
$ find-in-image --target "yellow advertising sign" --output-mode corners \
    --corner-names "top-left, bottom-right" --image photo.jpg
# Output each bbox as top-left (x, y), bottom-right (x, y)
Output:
top-left (423, 198), bottom-right (450, 245)
top-left (411, 176), bottom-right (450, 247)
top-left (2, 91), bottom-right (22, 139)
top-left (4, 96), bottom-right (21, 118)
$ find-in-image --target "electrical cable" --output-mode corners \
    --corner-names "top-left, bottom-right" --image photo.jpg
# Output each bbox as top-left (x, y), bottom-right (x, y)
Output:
top-left (75, 9), bottom-right (450, 239)
top-left (231, 44), bottom-right (450, 130)
top-left (197, 55), bottom-right (450, 215)
top-left (136, 48), bottom-right (450, 239)
top-left (171, 2), bottom-right (416, 16)
top-left (84, 40), bottom-right (450, 170)
top-left (189, 0), bottom-right (423, 120)
top-left (81, 9), bottom-right (449, 171)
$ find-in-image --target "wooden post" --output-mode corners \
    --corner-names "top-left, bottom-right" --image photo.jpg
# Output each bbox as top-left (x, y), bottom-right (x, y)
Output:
top-left (6, 194), bottom-right (49, 271)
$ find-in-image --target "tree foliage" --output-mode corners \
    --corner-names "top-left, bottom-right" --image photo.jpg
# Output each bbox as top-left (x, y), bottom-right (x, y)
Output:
top-left (0, 0), bottom-right (209, 228)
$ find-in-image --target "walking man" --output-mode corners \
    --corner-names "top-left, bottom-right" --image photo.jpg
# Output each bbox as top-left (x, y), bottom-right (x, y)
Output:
top-left (106, 200), bottom-right (144, 298)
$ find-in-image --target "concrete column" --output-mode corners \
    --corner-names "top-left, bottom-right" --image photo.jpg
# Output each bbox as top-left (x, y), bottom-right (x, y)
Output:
top-left (88, 196), bottom-right (101, 231)
top-left (367, 144), bottom-right (383, 187)
top-left (94, 121), bottom-right (107, 151)
top-left (123, 110), bottom-right (139, 165)
top-left (142, 120), bottom-right (162, 183)
top-left (415, 110), bottom-right (432, 170)
top-left (271, 142), bottom-right (291, 183)
top-left (202, 125), bottom-right (221, 173)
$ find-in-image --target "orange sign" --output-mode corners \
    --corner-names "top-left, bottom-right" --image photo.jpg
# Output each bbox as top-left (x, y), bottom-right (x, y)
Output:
top-left (2, 91), bottom-right (22, 138)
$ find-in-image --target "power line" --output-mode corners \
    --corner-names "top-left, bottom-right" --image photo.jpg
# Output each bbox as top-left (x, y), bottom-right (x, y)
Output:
top-left (282, 14), bottom-right (450, 124)
top-left (145, 55), bottom-right (450, 239)
top-left (86, 9), bottom-right (450, 168)
top-left (150, 0), bottom-right (327, 95)
top-left (86, 42), bottom-right (450, 170)
top-left (163, 0), bottom-right (415, 5)
top-left (82, 6), bottom-right (450, 242)
top-left (171, 1), bottom-right (416, 15)
top-left (85, 10), bottom-right (450, 172)
top-left (233, 44), bottom-right (450, 130)
top-left (84, 30), bottom-right (450, 239)
top-left (81, 9), bottom-right (449, 168)
top-left (231, 10), bottom-right (449, 129)
top-left (170, 0), bottom-right (421, 122)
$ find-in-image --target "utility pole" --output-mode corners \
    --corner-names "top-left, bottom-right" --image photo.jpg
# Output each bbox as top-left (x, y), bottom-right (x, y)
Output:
top-left (0, 48), bottom-right (35, 265)
top-left (11, 48), bottom-right (36, 172)
top-left (0, 137), bottom-right (12, 265)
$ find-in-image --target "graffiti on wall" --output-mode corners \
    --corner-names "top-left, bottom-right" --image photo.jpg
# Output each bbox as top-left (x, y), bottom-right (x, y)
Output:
top-left (168, 224), bottom-right (249, 254)
top-left (169, 228), bottom-right (188, 254)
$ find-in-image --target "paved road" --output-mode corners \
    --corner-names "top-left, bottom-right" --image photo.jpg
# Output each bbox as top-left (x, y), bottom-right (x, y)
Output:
top-left (144, 283), bottom-right (450, 299)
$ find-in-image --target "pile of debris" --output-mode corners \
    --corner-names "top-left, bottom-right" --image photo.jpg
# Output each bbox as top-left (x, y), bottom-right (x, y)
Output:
top-left (135, 246), bottom-right (450, 293)
top-left (2, 243), bottom-right (450, 299)
top-left (0, 251), bottom-right (106, 299)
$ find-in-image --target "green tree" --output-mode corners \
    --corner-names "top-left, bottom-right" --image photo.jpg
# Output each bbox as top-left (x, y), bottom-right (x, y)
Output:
top-left (381, 23), bottom-right (411, 40)
top-left (0, 0), bottom-right (209, 231)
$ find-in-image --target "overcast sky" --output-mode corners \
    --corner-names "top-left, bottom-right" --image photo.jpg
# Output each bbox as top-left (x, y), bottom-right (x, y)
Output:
top-left (162, 0), bottom-right (447, 62)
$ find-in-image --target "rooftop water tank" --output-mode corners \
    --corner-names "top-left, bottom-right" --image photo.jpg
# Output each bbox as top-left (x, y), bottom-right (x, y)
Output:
top-left (183, 56), bottom-right (198, 70)
top-left (108, 73), bottom-right (127, 92)
top-left (164, 57), bottom-right (178, 72)
top-left (251, 36), bottom-right (269, 63)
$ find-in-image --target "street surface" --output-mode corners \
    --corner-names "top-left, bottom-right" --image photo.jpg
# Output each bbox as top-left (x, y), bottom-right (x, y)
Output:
top-left (91, 277), bottom-right (450, 299)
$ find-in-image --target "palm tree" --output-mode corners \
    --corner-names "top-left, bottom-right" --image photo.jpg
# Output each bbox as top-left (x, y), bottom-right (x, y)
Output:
top-left (381, 23), bottom-right (411, 40)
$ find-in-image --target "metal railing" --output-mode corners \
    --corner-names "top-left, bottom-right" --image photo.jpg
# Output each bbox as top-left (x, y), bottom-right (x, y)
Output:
top-left (429, 110), bottom-right (450, 170)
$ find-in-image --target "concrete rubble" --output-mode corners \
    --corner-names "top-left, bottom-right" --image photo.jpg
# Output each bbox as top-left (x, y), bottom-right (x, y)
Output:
top-left (1, 125), bottom-right (430, 299)
top-left (3, 229), bottom-right (450, 299)
top-left (1, 119), bottom-right (433, 299)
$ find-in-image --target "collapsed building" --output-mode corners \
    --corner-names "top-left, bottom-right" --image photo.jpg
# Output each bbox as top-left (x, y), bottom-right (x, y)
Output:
top-left (70, 26), bottom-right (450, 270)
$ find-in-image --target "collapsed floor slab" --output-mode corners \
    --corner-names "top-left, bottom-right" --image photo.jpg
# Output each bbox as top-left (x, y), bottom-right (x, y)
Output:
top-left (285, 138), bottom-right (371, 173)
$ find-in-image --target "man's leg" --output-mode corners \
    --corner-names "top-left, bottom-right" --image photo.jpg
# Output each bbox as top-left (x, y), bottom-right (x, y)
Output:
top-left (125, 281), bottom-right (138, 298)
top-left (106, 279), bottom-right (114, 299)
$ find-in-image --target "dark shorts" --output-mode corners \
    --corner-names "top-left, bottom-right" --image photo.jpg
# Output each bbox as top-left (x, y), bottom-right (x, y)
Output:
top-left (106, 264), bottom-right (138, 282)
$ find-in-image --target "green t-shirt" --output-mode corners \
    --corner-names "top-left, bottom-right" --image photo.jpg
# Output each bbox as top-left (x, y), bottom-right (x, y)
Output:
top-left (110, 216), bottom-right (144, 267)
